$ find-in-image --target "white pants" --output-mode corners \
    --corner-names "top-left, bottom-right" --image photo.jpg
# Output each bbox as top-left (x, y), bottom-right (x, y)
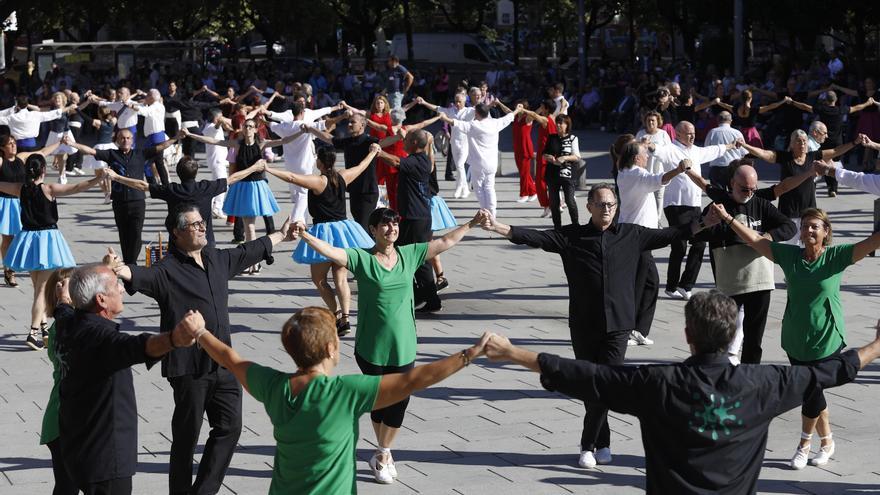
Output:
top-left (286, 160), bottom-right (313, 222)
top-left (726, 305), bottom-right (746, 361)
top-left (209, 158), bottom-right (228, 213)
top-left (451, 140), bottom-right (469, 195)
top-left (471, 166), bottom-right (497, 218)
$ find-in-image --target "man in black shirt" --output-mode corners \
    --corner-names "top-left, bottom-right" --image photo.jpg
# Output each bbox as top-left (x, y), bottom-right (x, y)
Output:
top-left (308, 113), bottom-right (401, 230)
top-left (484, 290), bottom-right (880, 494)
top-left (481, 183), bottom-right (721, 468)
top-left (114, 203), bottom-right (295, 495)
top-left (57, 264), bottom-right (203, 494)
top-left (66, 130), bottom-right (181, 263)
top-left (105, 155), bottom-right (266, 247)
top-left (378, 128), bottom-right (441, 311)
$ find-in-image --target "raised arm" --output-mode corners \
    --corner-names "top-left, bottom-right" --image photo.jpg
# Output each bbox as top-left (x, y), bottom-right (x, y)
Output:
top-left (831, 83), bottom-right (858, 98)
top-left (264, 165), bottom-right (327, 192)
top-left (341, 101), bottom-right (366, 116)
top-left (227, 160), bottom-right (266, 185)
top-left (181, 128), bottom-right (236, 147)
top-left (523, 109), bottom-right (549, 127)
top-left (758, 99), bottom-right (788, 113)
top-left (64, 139), bottom-right (98, 156)
top-left (404, 114), bottom-right (442, 132)
top-left (21, 139), bottom-right (62, 161)
top-left (849, 98), bottom-right (876, 113)
top-left (682, 165), bottom-right (709, 191)
top-left (296, 222), bottom-right (349, 266)
top-left (494, 100), bottom-right (513, 114)
top-left (152, 133), bottom-right (183, 153)
top-left (738, 139), bottom-right (777, 163)
top-left (105, 169), bottom-right (149, 191)
top-left (47, 172), bottom-right (104, 197)
top-left (425, 211), bottom-right (484, 260)
top-left (772, 166), bottom-right (820, 197)
top-left (820, 136), bottom-right (861, 161)
top-left (262, 127), bottom-right (306, 148)
top-left (375, 333), bottom-right (489, 409)
top-left (852, 231), bottom-right (880, 264)
top-left (339, 145), bottom-right (380, 186)
top-left (712, 203), bottom-right (774, 261)
top-left (715, 100), bottom-right (734, 112)
top-left (788, 98), bottom-right (813, 113)
top-left (305, 125), bottom-right (334, 145)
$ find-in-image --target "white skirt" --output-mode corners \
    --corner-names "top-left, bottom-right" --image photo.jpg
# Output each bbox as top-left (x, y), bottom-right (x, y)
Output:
top-left (82, 142), bottom-right (117, 170)
top-left (45, 130), bottom-right (78, 155)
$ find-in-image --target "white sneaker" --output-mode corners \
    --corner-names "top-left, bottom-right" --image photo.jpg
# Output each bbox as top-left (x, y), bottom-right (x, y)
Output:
top-left (595, 447), bottom-right (612, 465)
top-left (527, 194), bottom-right (538, 202)
top-left (540, 207), bottom-right (551, 218)
top-left (58, 174), bottom-right (67, 184)
top-left (676, 288), bottom-right (692, 300)
top-left (369, 453), bottom-right (394, 484)
top-left (728, 353), bottom-right (741, 365)
top-left (387, 459), bottom-right (398, 479)
top-left (790, 444), bottom-right (811, 470)
top-left (103, 192), bottom-right (112, 204)
top-left (578, 450), bottom-right (597, 469)
top-left (665, 289), bottom-right (683, 299)
top-left (627, 337), bottom-right (638, 346)
top-left (810, 441), bottom-right (835, 466)
top-left (516, 196), bottom-right (529, 203)
top-left (629, 330), bottom-right (653, 346)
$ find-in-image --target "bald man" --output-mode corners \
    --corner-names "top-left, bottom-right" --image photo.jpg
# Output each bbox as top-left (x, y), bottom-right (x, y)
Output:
top-left (690, 163), bottom-right (796, 363)
top-left (649, 121), bottom-right (736, 299)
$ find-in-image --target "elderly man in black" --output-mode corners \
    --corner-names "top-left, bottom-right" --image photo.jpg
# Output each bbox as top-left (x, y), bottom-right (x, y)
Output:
top-left (481, 182), bottom-right (721, 469)
top-left (65, 130), bottom-right (182, 264)
top-left (484, 290), bottom-right (880, 494)
top-left (113, 203), bottom-right (295, 495)
top-left (57, 264), bottom-right (203, 494)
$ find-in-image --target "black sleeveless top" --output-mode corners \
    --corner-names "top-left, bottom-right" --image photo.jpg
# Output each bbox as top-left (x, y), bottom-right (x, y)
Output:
top-left (97, 121), bottom-right (114, 144)
top-left (0, 157), bottom-right (25, 198)
top-left (236, 141), bottom-right (266, 181)
top-left (20, 182), bottom-right (58, 231)
top-left (308, 176), bottom-right (347, 224)
top-left (49, 112), bottom-right (69, 133)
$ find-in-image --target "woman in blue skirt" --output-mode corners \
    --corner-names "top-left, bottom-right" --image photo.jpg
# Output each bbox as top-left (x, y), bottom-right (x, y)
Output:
top-left (184, 119), bottom-right (302, 272)
top-left (0, 154), bottom-right (103, 349)
top-left (0, 134), bottom-right (61, 288)
top-left (268, 144), bottom-right (380, 335)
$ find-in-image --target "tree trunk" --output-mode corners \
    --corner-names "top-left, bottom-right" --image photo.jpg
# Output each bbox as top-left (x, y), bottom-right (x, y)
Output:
top-left (403, 0), bottom-right (414, 63)
top-left (513, 0), bottom-right (519, 65)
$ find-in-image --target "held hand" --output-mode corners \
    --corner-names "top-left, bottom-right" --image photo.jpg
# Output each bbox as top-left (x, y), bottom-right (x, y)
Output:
top-left (61, 134), bottom-right (73, 145)
top-left (783, 96), bottom-right (792, 104)
top-left (292, 220), bottom-right (308, 237)
top-left (812, 160), bottom-right (833, 177)
top-left (471, 332), bottom-right (493, 357)
top-left (677, 158), bottom-right (692, 173)
top-left (175, 130), bottom-right (187, 140)
top-left (278, 217), bottom-right (295, 242)
top-left (55, 278), bottom-right (72, 307)
top-left (102, 246), bottom-right (121, 267)
top-left (254, 159), bottom-right (266, 173)
top-left (397, 126), bottom-right (408, 138)
top-left (369, 142), bottom-right (382, 154)
top-left (174, 310), bottom-right (204, 344)
top-left (708, 202), bottom-right (729, 224)
top-left (415, 96), bottom-right (425, 106)
top-left (734, 138), bottom-right (745, 149)
top-left (485, 334), bottom-right (514, 361)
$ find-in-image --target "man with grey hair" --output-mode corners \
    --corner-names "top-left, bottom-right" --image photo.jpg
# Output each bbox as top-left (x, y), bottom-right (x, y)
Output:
top-left (131, 88), bottom-right (172, 186)
top-left (704, 110), bottom-right (746, 188)
top-left (417, 92), bottom-right (476, 195)
top-left (649, 121), bottom-right (737, 300)
top-left (57, 263), bottom-right (203, 494)
top-left (483, 289), bottom-right (880, 494)
top-left (481, 183), bottom-right (722, 469)
top-left (113, 203), bottom-right (296, 494)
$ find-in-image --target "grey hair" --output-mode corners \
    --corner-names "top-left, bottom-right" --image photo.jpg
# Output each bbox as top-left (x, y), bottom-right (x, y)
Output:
top-left (69, 264), bottom-right (115, 311)
top-left (684, 290), bottom-right (738, 353)
top-left (587, 182), bottom-right (618, 203)
top-left (390, 108), bottom-right (406, 125)
top-left (789, 129), bottom-right (808, 149)
top-left (808, 120), bottom-right (826, 134)
top-left (718, 111), bottom-right (733, 123)
top-left (148, 88), bottom-right (161, 100)
top-left (174, 203), bottom-right (201, 230)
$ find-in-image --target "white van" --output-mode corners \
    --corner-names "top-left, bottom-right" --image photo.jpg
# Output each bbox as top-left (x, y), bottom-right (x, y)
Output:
top-left (390, 33), bottom-right (502, 66)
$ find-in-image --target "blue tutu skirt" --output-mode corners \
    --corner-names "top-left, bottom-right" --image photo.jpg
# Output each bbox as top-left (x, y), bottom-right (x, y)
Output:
top-left (4, 229), bottom-right (76, 272)
top-left (223, 180), bottom-right (280, 217)
top-left (0, 197), bottom-right (22, 235)
top-left (430, 196), bottom-right (457, 231)
top-left (293, 219), bottom-right (375, 264)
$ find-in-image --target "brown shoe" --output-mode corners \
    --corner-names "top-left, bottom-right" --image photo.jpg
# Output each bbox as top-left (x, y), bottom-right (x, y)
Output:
top-left (4, 268), bottom-right (18, 287)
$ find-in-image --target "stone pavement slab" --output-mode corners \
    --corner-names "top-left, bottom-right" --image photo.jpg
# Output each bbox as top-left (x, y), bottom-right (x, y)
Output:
top-left (1, 129), bottom-right (880, 494)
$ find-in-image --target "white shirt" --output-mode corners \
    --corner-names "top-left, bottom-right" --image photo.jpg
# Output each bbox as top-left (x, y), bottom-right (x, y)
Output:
top-left (440, 106), bottom-right (476, 152)
top-left (835, 167), bottom-right (880, 195)
top-left (554, 95), bottom-right (568, 115)
top-left (453, 112), bottom-right (516, 171)
top-left (268, 106), bottom-right (334, 124)
top-left (635, 129), bottom-right (672, 174)
top-left (653, 141), bottom-right (728, 207)
top-left (136, 101), bottom-right (166, 136)
top-left (269, 119), bottom-right (326, 171)
top-left (617, 166), bottom-right (664, 227)
top-left (201, 122), bottom-right (228, 167)
top-left (100, 100), bottom-right (138, 129)
top-left (0, 108), bottom-right (62, 140)
top-left (704, 124), bottom-right (746, 167)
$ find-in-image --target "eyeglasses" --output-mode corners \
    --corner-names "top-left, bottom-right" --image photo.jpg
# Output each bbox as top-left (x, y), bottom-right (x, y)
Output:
top-left (592, 201), bottom-right (617, 210)
top-left (244, 124), bottom-right (256, 129)
top-left (183, 220), bottom-right (207, 231)
top-left (734, 183), bottom-right (757, 194)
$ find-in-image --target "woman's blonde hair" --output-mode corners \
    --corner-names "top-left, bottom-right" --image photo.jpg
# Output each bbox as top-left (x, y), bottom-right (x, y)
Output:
top-left (371, 95), bottom-right (390, 115)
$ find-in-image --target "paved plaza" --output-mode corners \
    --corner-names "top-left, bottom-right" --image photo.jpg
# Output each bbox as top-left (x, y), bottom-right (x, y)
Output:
top-left (1, 130), bottom-right (880, 494)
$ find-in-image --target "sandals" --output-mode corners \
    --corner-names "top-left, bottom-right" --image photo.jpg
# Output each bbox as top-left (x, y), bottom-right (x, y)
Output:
top-left (336, 311), bottom-right (351, 337)
top-left (4, 268), bottom-right (17, 287)
top-left (435, 272), bottom-right (449, 291)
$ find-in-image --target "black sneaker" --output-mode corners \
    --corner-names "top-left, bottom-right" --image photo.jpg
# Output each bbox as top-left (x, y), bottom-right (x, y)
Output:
top-left (436, 276), bottom-right (449, 291)
top-left (41, 323), bottom-right (49, 346)
top-left (26, 329), bottom-right (44, 351)
top-left (445, 174), bottom-right (455, 182)
top-left (415, 304), bottom-right (442, 314)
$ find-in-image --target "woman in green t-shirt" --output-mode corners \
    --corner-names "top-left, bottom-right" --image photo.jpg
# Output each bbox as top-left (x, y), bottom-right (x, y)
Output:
top-left (294, 206), bottom-right (487, 484)
top-left (718, 204), bottom-right (880, 470)
top-left (183, 306), bottom-right (491, 494)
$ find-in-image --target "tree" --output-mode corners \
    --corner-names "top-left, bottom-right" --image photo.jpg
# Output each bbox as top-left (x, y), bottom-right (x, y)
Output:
top-left (328, 0), bottom-right (396, 63)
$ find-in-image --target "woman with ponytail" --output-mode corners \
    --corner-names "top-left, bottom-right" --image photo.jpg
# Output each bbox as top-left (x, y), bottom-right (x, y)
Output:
top-left (267, 144), bottom-right (379, 335)
top-left (0, 154), bottom-right (103, 350)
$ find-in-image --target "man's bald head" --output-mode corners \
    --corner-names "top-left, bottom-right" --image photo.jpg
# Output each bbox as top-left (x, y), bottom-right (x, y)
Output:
top-left (675, 121), bottom-right (696, 146)
top-left (733, 164), bottom-right (758, 183)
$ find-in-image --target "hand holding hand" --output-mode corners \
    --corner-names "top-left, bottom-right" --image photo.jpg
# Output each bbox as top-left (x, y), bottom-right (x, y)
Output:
top-left (55, 278), bottom-right (72, 307)
top-left (470, 332), bottom-right (493, 357)
top-left (369, 143), bottom-right (382, 154)
top-left (708, 202), bottom-right (730, 225)
top-left (174, 310), bottom-right (204, 345)
top-left (485, 334), bottom-right (514, 361)
top-left (677, 158), bottom-right (692, 173)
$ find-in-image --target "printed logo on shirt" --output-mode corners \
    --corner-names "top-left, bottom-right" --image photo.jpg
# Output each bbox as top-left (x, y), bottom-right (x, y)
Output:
top-left (689, 392), bottom-right (743, 440)
top-left (734, 213), bottom-right (761, 230)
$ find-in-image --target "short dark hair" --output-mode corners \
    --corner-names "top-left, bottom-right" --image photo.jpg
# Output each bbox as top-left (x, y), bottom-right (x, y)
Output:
top-left (684, 290), bottom-right (738, 353)
top-left (541, 98), bottom-right (557, 113)
top-left (617, 141), bottom-right (641, 170)
top-left (175, 156), bottom-right (199, 180)
top-left (587, 182), bottom-right (617, 203)
top-left (368, 207), bottom-right (400, 230)
top-left (291, 101), bottom-right (305, 117)
top-left (168, 202), bottom-right (200, 234)
top-left (474, 103), bottom-right (490, 118)
top-left (406, 129), bottom-right (429, 150)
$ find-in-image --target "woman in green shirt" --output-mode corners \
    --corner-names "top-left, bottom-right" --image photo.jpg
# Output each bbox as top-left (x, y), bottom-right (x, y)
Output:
top-left (718, 204), bottom-right (880, 470)
top-left (183, 306), bottom-right (491, 494)
top-left (295, 206), bottom-right (486, 483)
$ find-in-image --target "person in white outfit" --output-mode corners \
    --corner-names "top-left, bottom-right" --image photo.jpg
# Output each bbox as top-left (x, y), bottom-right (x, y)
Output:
top-left (703, 111), bottom-right (747, 188)
top-left (634, 111), bottom-right (672, 226)
top-left (131, 88), bottom-right (171, 185)
top-left (0, 95), bottom-right (66, 150)
top-left (202, 108), bottom-right (232, 218)
top-left (441, 103), bottom-right (523, 218)
top-left (417, 93), bottom-right (475, 198)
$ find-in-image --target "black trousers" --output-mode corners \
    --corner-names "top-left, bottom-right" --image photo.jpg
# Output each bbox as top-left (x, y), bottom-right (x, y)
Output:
top-left (445, 142), bottom-right (455, 179)
top-left (350, 193), bottom-right (379, 231)
top-left (547, 175), bottom-right (579, 230)
top-left (824, 174), bottom-right (838, 194)
top-left (398, 217), bottom-right (440, 308)
top-left (79, 477), bottom-right (132, 495)
top-left (356, 352), bottom-right (414, 428)
top-left (570, 328), bottom-right (630, 451)
top-left (112, 199), bottom-right (145, 265)
top-left (663, 205), bottom-right (705, 291)
top-left (47, 439), bottom-right (78, 495)
top-left (731, 290), bottom-right (772, 364)
top-left (232, 215), bottom-right (275, 242)
top-left (634, 251), bottom-right (659, 336)
top-left (168, 367), bottom-right (242, 495)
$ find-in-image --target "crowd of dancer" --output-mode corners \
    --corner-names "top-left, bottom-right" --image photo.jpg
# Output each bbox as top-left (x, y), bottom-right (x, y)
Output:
top-left (3, 54), bottom-right (880, 494)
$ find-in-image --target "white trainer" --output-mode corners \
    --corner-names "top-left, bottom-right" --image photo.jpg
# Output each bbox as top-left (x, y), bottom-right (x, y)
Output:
top-left (810, 439), bottom-right (834, 466)
top-left (369, 453), bottom-right (394, 484)
top-left (676, 288), bottom-right (692, 300)
top-left (665, 289), bottom-right (683, 299)
top-left (527, 194), bottom-right (538, 202)
top-left (516, 196), bottom-right (529, 203)
top-left (790, 444), bottom-right (811, 470)
top-left (629, 330), bottom-right (653, 346)
top-left (578, 450), bottom-right (597, 469)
